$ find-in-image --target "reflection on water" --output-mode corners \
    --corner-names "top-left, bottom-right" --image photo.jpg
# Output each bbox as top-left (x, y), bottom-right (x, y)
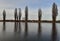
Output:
top-left (0, 22), bottom-right (60, 41)
top-left (25, 22), bottom-right (28, 32)
top-left (14, 22), bottom-right (17, 32)
top-left (14, 22), bottom-right (21, 32)
top-left (38, 23), bottom-right (41, 33)
top-left (52, 23), bottom-right (57, 41)
top-left (19, 22), bottom-right (21, 31)
top-left (3, 22), bottom-right (6, 31)
top-left (37, 25), bottom-right (41, 41)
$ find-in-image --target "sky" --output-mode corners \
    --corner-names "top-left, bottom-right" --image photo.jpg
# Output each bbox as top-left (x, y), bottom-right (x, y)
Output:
top-left (0, 0), bottom-right (60, 20)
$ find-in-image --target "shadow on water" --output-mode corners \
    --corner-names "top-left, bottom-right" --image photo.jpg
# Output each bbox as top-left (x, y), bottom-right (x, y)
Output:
top-left (3, 21), bottom-right (6, 31)
top-left (51, 23), bottom-right (57, 41)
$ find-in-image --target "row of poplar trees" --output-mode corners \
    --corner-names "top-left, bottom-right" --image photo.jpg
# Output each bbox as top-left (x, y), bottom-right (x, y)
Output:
top-left (3, 3), bottom-right (58, 23)
top-left (14, 8), bottom-right (21, 21)
top-left (14, 6), bottom-right (28, 21)
top-left (3, 6), bottom-right (28, 21)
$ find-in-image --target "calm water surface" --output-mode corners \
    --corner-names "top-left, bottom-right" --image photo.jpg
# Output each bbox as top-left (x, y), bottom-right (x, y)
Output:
top-left (0, 22), bottom-right (60, 41)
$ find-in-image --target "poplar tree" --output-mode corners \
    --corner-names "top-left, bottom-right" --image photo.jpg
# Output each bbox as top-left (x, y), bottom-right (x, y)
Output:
top-left (14, 8), bottom-right (17, 20)
top-left (38, 9), bottom-right (42, 21)
top-left (19, 8), bottom-right (21, 20)
top-left (25, 6), bottom-right (28, 21)
top-left (3, 10), bottom-right (6, 21)
top-left (52, 3), bottom-right (58, 22)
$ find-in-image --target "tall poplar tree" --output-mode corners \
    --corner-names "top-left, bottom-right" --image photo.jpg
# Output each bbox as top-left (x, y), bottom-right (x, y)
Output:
top-left (52, 3), bottom-right (58, 22)
top-left (3, 10), bottom-right (6, 21)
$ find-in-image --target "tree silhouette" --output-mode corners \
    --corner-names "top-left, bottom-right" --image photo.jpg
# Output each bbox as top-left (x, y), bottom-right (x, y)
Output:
top-left (25, 6), bottom-right (28, 21)
top-left (52, 3), bottom-right (58, 22)
top-left (14, 8), bottom-right (17, 21)
top-left (16, 14), bottom-right (18, 21)
top-left (38, 9), bottom-right (42, 32)
top-left (19, 8), bottom-right (21, 20)
top-left (25, 6), bottom-right (28, 32)
top-left (3, 10), bottom-right (6, 21)
top-left (38, 9), bottom-right (42, 21)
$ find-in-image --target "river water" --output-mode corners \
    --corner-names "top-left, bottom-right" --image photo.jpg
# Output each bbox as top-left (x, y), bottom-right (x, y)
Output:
top-left (0, 22), bottom-right (60, 41)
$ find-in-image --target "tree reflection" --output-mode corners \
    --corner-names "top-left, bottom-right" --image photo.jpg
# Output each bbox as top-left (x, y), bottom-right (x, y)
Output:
top-left (37, 23), bottom-right (41, 41)
top-left (3, 22), bottom-right (6, 31)
top-left (52, 23), bottom-right (57, 41)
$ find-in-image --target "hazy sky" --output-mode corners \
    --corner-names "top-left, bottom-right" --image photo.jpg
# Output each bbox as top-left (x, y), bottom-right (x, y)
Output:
top-left (0, 0), bottom-right (60, 20)
top-left (0, 0), bottom-right (60, 9)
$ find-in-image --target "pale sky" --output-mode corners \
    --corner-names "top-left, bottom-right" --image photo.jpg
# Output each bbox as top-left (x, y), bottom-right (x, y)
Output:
top-left (0, 0), bottom-right (59, 8)
top-left (0, 0), bottom-right (60, 20)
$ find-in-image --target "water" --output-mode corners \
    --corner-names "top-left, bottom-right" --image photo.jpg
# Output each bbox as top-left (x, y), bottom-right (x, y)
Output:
top-left (0, 22), bottom-right (60, 41)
